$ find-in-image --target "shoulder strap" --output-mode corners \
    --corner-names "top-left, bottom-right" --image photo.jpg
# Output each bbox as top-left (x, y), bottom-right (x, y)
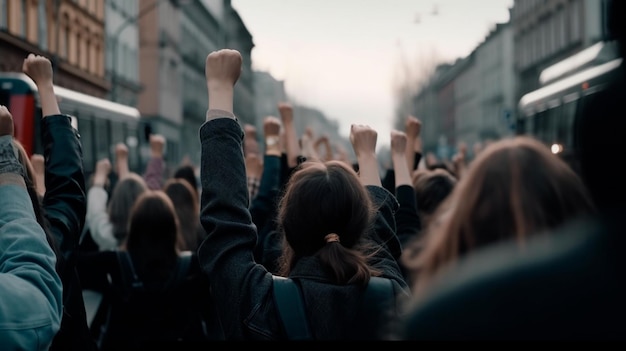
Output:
top-left (364, 276), bottom-right (394, 308)
top-left (361, 276), bottom-right (394, 334)
top-left (272, 276), bottom-right (313, 340)
top-left (116, 251), bottom-right (144, 298)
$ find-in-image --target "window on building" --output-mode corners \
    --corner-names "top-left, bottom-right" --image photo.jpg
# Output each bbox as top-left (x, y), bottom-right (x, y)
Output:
top-left (21, 0), bottom-right (27, 38)
top-left (570, 0), bottom-right (581, 43)
top-left (0, 0), bottom-right (7, 30)
top-left (38, 0), bottom-right (47, 50)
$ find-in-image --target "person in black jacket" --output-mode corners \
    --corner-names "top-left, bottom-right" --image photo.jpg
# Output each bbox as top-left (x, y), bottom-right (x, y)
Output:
top-left (21, 54), bottom-right (97, 350)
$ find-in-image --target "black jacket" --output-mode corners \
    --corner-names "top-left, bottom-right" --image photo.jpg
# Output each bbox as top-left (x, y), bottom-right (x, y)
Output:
top-left (43, 115), bottom-right (96, 350)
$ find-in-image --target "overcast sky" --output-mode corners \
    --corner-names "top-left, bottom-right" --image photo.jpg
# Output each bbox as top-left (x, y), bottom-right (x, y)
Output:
top-left (231, 0), bottom-right (514, 148)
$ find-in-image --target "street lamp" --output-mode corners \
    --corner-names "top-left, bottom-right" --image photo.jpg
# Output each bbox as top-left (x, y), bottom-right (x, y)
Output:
top-left (110, 0), bottom-right (190, 102)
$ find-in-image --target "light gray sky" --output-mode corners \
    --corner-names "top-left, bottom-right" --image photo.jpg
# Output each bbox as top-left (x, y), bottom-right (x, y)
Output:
top-left (231, 0), bottom-right (514, 148)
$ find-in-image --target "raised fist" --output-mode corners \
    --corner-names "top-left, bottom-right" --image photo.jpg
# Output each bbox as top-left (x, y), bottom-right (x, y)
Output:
top-left (278, 103), bottom-right (294, 124)
top-left (244, 124), bottom-right (258, 140)
top-left (390, 130), bottom-right (407, 155)
top-left (205, 49), bottom-right (242, 87)
top-left (23, 54), bottom-right (53, 86)
top-left (263, 116), bottom-right (281, 137)
top-left (115, 143), bottom-right (129, 159)
top-left (95, 158), bottom-right (112, 177)
top-left (405, 116), bottom-right (422, 138)
top-left (150, 134), bottom-right (166, 157)
top-left (350, 124), bottom-right (377, 158)
top-left (0, 105), bottom-right (14, 136)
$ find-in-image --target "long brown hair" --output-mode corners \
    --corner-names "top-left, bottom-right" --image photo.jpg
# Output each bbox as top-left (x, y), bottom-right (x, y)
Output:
top-left (125, 190), bottom-right (183, 287)
top-left (412, 136), bottom-right (596, 295)
top-left (108, 173), bottom-right (148, 245)
top-left (163, 178), bottom-right (201, 251)
top-left (277, 161), bottom-right (379, 285)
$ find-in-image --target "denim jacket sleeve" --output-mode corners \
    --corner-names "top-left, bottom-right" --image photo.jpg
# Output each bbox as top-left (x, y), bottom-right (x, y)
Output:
top-left (41, 115), bottom-right (87, 268)
top-left (0, 137), bottom-right (63, 351)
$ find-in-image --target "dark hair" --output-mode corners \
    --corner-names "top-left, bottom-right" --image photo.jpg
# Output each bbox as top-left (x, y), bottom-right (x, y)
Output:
top-left (108, 173), bottom-right (148, 244)
top-left (277, 161), bottom-right (379, 285)
top-left (413, 169), bottom-right (457, 220)
top-left (125, 191), bottom-right (182, 287)
top-left (173, 165), bottom-right (198, 196)
top-left (163, 178), bottom-right (201, 251)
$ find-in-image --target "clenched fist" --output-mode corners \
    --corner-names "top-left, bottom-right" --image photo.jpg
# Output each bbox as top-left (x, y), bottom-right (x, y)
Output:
top-left (390, 130), bottom-right (407, 155)
top-left (405, 116), bottom-right (422, 139)
top-left (205, 49), bottom-right (242, 88)
top-left (150, 134), bottom-right (166, 158)
top-left (23, 54), bottom-right (53, 87)
top-left (115, 143), bottom-right (129, 160)
top-left (263, 116), bottom-right (281, 137)
top-left (350, 124), bottom-right (377, 158)
top-left (278, 103), bottom-right (294, 125)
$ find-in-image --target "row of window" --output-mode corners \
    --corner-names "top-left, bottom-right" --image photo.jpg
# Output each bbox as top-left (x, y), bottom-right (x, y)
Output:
top-left (516, 1), bottom-right (582, 70)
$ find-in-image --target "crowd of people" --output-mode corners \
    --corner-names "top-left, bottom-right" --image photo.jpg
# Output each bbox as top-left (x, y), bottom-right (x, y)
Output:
top-left (0, 1), bottom-right (624, 346)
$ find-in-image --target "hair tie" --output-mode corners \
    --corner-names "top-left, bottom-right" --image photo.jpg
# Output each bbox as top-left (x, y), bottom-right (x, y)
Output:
top-left (324, 233), bottom-right (340, 244)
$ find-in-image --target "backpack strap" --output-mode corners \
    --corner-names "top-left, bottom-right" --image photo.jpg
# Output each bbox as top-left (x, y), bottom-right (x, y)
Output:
top-left (116, 251), bottom-right (144, 300)
top-left (361, 276), bottom-right (394, 333)
top-left (272, 276), bottom-right (313, 340)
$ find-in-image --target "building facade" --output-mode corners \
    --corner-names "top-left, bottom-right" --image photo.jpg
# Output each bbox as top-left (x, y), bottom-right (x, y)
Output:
top-left (511, 0), bottom-right (607, 100)
top-left (180, 0), bottom-right (222, 166)
top-left (224, 0), bottom-right (254, 125)
top-left (137, 0), bottom-right (185, 166)
top-left (105, 0), bottom-right (141, 107)
top-left (1, 0), bottom-right (107, 97)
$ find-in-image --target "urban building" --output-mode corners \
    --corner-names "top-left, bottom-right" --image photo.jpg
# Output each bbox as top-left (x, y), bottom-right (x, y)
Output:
top-left (137, 0), bottom-right (186, 166)
top-left (105, 0), bottom-right (141, 107)
top-left (1, 0), bottom-right (107, 97)
top-left (511, 0), bottom-right (607, 100)
top-left (253, 70), bottom-right (287, 134)
top-left (223, 0), bottom-right (254, 125)
top-left (180, 0), bottom-right (222, 166)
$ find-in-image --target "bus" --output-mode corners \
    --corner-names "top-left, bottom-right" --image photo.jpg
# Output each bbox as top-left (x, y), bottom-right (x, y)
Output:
top-left (0, 72), bottom-right (149, 177)
top-left (517, 40), bottom-right (623, 166)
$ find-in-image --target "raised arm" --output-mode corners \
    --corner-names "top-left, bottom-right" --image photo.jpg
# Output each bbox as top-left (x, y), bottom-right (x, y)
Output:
top-left (350, 124), bottom-right (382, 187)
top-left (391, 130), bottom-right (421, 247)
top-left (404, 116), bottom-right (422, 172)
top-left (278, 103), bottom-right (300, 169)
top-left (114, 143), bottom-right (130, 180)
top-left (23, 54), bottom-right (86, 267)
top-left (143, 134), bottom-right (165, 190)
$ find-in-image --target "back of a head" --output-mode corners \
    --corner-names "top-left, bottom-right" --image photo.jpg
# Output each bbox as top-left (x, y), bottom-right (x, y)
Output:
top-left (453, 137), bottom-right (594, 244)
top-left (164, 178), bottom-right (200, 251)
top-left (173, 165), bottom-right (198, 196)
top-left (415, 137), bottom-right (596, 292)
top-left (277, 161), bottom-right (376, 283)
top-left (126, 191), bottom-right (180, 282)
top-left (413, 169), bottom-right (457, 221)
top-left (108, 173), bottom-right (148, 244)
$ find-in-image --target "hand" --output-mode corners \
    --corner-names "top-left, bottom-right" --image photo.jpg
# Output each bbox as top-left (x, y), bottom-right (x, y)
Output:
top-left (390, 130), bottom-right (407, 155)
top-left (22, 54), bottom-right (54, 87)
top-left (150, 134), bottom-right (165, 157)
top-left (115, 143), bottom-right (129, 160)
top-left (350, 124), bottom-right (377, 158)
top-left (205, 49), bottom-right (242, 88)
top-left (278, 103), bottom-right (294, 125)
top-left (93, 158), bottom-right (111, 187)
top-left (244, 124), bottom-right (257, 140)
top-left (0, 105), bottom-right (14, 136)
top-left (405, 116), bottom-right (422, 139)
top-left (263, 116), bottom-right (281, 137)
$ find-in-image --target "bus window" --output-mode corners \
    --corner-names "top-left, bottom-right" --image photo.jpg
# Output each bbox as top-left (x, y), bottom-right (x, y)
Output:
top-left (79, 117), bottom-right (95, 174)
top-left (94, 117), bottom-right (111, 166)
